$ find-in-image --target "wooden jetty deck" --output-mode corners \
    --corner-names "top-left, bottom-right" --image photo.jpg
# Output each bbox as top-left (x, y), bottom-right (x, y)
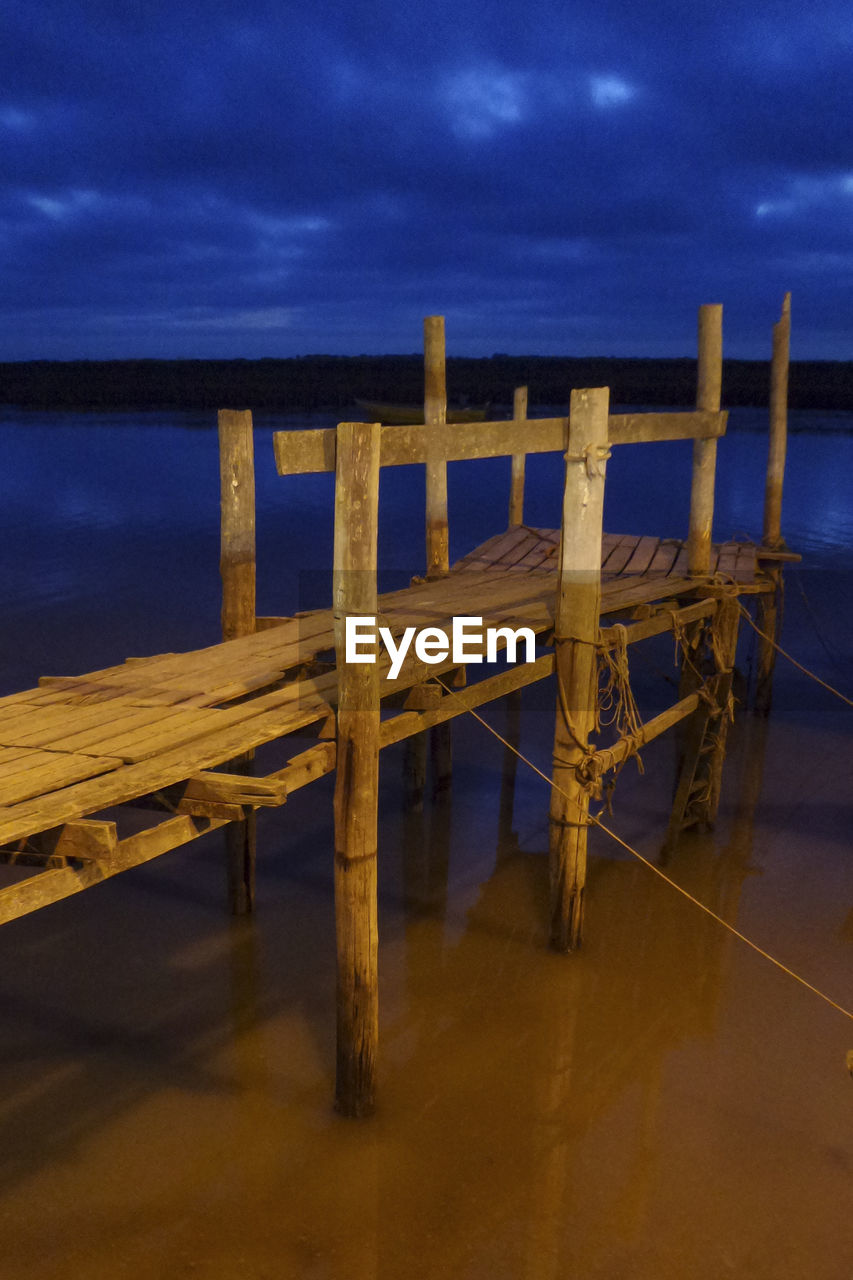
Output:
top-left (0, 300), bottom-right (795, 1115)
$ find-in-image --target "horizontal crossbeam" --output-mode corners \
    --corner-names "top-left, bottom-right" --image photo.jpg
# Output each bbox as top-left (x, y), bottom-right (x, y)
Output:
top-left (273, 411), bottom-right (728, 476)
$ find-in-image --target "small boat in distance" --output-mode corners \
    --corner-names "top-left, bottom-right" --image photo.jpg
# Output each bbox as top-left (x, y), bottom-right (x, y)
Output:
top-left (354, 399), bottom-right (490, 425)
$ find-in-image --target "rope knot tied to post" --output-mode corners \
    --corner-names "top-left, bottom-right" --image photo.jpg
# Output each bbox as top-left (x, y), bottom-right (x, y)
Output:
top-left (564, 443), bottom-right (612, 479)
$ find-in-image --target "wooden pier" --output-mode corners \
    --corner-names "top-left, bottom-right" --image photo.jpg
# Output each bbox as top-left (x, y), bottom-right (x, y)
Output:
top-left (0, 301), bottom-right (797, 1115)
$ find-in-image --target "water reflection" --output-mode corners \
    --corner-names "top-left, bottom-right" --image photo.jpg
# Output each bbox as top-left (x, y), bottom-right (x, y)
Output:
top-left (0, 410), bottom-right (851, 1276)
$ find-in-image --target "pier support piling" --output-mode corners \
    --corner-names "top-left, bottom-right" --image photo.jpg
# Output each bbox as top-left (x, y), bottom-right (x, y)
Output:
top-left (549, 387), bottom-right (609, 951)
top-left (333, 421), bottom-right (382, 1117)
top-left (424, 316), bottom-right (449, 580)
top-left (756, 292), bottom-right (791, 716)
top-left (688, 305), bottom-right (723, 576)
top-left (509, 385), bottom-right (529, 527)
top-left (218, 408), bottom-right (258, 914)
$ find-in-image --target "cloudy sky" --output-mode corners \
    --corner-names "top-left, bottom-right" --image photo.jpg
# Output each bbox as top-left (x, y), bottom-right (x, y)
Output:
top-left (2, 0), bottom-right (851, 360)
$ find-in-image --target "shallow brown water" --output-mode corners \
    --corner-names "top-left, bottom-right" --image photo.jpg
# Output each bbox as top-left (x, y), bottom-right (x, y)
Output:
top-left (0, 696), bottom-right (851, 1279)
top-left (0, 412), bottom-right (851, 1277)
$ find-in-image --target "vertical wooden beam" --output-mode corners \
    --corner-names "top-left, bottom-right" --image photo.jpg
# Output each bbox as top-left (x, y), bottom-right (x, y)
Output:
top-left (756, 293), bottom-right (791, 715)
top-left (424, 316), bottom-right (449, 579)
top-left (688, 305), bottom-right (723, 575)
top-left (218, 409), bottom-right (257, 915)
top-left (333, 420), bottom-right (381, 1117)
top-left (508, 385), bottom-right (529, 526)
top-left (763, 292), bottom-right (791, 549)
top-left (218, 409), bottom-right (256, 641)
top-left (549, 387), bottom-right (610, 951)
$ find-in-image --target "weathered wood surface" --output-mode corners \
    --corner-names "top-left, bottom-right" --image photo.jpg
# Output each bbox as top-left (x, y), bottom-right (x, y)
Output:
top-left (763, 292), bottom-right (791, 549)
top-left (273, 410), bottom-right (727, 476)
top-left (333, 420), bottom-right (381, 1117)
top-left (0, 813), bottom-right (230, 926)
top-left (218, 408), bottom-right (259, 914)
top-left (688, 304), bottom-right (723, 575)
top-left (424, 316), bottom-right (449, 579)
top-left (509, 386), bottom-right (528, 526)
top-left (0, 524), bottom-right (769, 859)
top-left (218, 409), bottom-right (256, 641)
top-left (549, 387), bottom-right (610, 952)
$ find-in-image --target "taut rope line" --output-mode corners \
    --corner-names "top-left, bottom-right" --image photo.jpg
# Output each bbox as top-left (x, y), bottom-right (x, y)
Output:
top-left (432, 675), bottom-right (853, 1028)
top-left (736, 602), bottom-right (853, 709)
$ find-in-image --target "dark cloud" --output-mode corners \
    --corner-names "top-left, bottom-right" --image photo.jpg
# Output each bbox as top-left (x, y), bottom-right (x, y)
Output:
top-left (1, 0), bottom-right (851, 358)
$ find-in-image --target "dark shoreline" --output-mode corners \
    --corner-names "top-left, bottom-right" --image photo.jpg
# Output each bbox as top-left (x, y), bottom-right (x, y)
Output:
top-left (1, 354), bottom-right (851, 412)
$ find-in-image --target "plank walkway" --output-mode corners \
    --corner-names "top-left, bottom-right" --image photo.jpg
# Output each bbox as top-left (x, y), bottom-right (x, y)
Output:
top-left (0, 528), bottom-right (767, 855)
top-left (0, 299), bottom-right (796, 1116)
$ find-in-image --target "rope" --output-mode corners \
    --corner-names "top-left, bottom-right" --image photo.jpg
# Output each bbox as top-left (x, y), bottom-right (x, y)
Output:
top-left (737, 604), bottom-right (853, 709)
top-left (565, 444), bottom-right (611, 478)
top-left (432, 675), bottom-right (853, 1028)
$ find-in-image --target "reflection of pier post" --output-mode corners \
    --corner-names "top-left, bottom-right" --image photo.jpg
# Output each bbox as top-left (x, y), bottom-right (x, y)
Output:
top-left (497, 687), bottom-right (522, 864)
top-left (700, 714), bottom-right (769, 1021)
top-left (402, 733), bottom-right (427, 810)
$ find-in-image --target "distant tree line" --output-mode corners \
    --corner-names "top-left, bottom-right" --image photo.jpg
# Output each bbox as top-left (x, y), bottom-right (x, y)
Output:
top-left (0, 354), bottom-right (850, 412)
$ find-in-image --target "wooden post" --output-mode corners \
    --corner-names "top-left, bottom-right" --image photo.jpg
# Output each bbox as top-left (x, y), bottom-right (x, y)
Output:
top-left (756, 293), bottom-right (791, 714)
top-left (424, 316), bottom-right (449, 579)
top-left (763, 292), bottom-right (791, 549)
top-left (333, 420), bottom-right (381, 1117)
top-left (549, 387), bottom-right (610, 951)
top-left (218, 410), bottom-right (256, 641)
top-left (218, 409), bottom-right (257, 914)
top-left (508, 385), bottom-right (528, 526)
top-left (688, 305), bottom-right (723, 575)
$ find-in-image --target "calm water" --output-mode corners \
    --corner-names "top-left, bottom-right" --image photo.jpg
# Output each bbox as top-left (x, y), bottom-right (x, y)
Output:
top-left (0, 407), bottom-right (851, 1278)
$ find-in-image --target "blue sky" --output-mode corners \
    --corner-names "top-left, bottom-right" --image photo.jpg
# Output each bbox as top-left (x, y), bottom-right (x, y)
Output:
top-left (2, 0), bottom-right (851, 359)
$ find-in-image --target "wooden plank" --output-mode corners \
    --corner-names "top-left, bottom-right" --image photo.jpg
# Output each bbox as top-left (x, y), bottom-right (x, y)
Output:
top-left (183, 770), bottom-right (288, 806)
top-left (273, 410), bottom-right (726, 476)
top-left (621, 534), bottom-right (660, 576)
top-left (599, 532), bottom-right (625, 572)
top-left (31, 819), bottom-right (118, 863)
top-left (586, 693), bottom-right (701, 777)
top-left (599, 598), bottom-right (716, 647)
top-left (0, 751), bottom-right (123, 806)
top-left (715, 542), bottom-right (740, 578)
top-left (271, 741), bottom-right (336, 794)
top-left (0, 814), bottom-right (229, 927)
top-left (0, 693), bottom-right (332, 847)
top-left (379, 654), bottom-right (555, 748)
top-left (670, 543), bottom-right (689, 577)
top-left (0, 747), bottom-right (65, 781)
top-left (608, 410), bottom-right (727, 446)
top-left (645, 540), bottom-right (680, 577)
top-left (0, 697), bottom-right (153, 745)
top-left (735, 543), bottom-right (758, 583)
top-left (601, 534), bottom-right (641, 577)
